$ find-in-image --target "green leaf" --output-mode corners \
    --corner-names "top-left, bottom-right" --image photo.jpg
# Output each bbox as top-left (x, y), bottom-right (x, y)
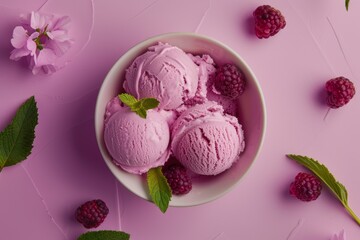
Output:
top-left (78, 230), bottom-right (130, 240)
top-left (135, 108), bottom-right (147, 119)
top-left (287, 154), bottom-right (360, 226)
top-left (130, 101), bottom-right (141, 112)
top-left (118, 93), bottom-right (160, 119)
top-left (345, 0), bottom-right (350, 11)
top-left (0, 96), bottom-right (38, 169)
top-left (118, 93), bottom-right (138, 107)
top-left (140, 98), bottom-right (159, 110)
top-left (147, 167), bottom-right (172, 213)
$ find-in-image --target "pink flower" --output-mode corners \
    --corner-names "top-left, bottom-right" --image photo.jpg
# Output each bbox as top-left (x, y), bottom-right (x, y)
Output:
top-left (10, 11), bottom-right (73, 74)
top-left (331, 230), bottom-right (346, 240)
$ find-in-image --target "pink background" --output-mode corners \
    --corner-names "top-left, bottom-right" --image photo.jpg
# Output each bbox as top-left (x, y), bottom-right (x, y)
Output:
top-left (0, 0), bottom-right (359, 239)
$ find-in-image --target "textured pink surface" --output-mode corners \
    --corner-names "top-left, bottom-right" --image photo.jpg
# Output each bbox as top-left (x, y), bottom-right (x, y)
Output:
top-left (124, 42), bottom-right (199, 110)
top-left (171, 101), bottom-right (244, 175)
top-left (0, 0), bottom-right (360, 239)
top-left (104, 103), bottom-right (170, 174)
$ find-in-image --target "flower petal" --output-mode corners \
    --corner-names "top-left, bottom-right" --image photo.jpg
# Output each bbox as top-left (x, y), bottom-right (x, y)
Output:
top-left (10, 26), bottom-right (28, 48)
top-left (29, 48), bottom-right (58, 75)
top-left (36, 48), bottom-right (57, 66)
top-left (47, 30), bottom-right (71, 42)
top-left (48, 15), bottom-right (71, 31)
top-left (10, 48), bottom-right (31, 60)
top-left (45, 38), bottom-right (73, 56)
top-left (26, 38), bottom-right (37, 56)
top-left (30, 11), bottom-right (46, 30)
top-left (31, 66), bottom-right (41, 75)
top-left (28, 31), bottom-right (40, 40)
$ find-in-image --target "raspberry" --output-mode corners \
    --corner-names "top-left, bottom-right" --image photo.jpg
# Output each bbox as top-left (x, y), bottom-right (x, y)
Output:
top-left (253, 5), bottom-right (286, 39)
top-left (290, 172), bottom-right (322, 202)
top-left (75, 199), bottom-right (109, 228)
top-left (214, 63), bottom-right (246, 99)
top-left (163, 164), bottom-right (192, 195)
top-left (326, 76), bottom-right (355, 108)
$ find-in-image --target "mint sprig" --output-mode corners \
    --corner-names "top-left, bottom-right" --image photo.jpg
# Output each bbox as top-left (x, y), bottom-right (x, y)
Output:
top-left (287, 154), bottom-right (360, 226)
top-left (119, 93), bottom-right (159, 119)
top-left (0, 96), bottom-right (38, 171)
top-left (345, 0), bottom-right (350, 11)
top-left (119, 93), bottom-right (137, 106)
top-left (78, 230), bottom-right (130, 240)
top-left (141, 98), bottom-right (160, 110)
top-left (147, 167), bottom-right (172, 213)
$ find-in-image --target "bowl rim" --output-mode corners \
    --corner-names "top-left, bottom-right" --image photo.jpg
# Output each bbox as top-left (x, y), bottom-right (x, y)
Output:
top-left (95, 32), bottom-right (267, 207)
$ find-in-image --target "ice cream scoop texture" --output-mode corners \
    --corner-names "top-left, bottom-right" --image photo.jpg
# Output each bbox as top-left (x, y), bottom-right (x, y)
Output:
top-left (104, 103), bottom-right (170, 174)
top-left (171, 102), bottom-right (245, 175)
top-left (123, 43), bottom-right (199, 110)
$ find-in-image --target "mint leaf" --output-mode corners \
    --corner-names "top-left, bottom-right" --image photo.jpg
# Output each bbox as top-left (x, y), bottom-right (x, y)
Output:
top-left (140, 98), bottom-right (159, 110)
top-left (147, 167), bottom-right (172, 213)
top-left (130, 101), bottom-right (141, 112)
top-left (345, 0), bottom-right (350, 11)
top-left (118, 93), bottom-right (159, 119)
top-left (287, 154), bottom-right (360, 226)
top-left (136, 108), bottom-right (147, 119)
top-left (78, 230), bottom-right (130, 240)
top-left (134, 98), bottom-right (159, 118)
top-left (0, 96), bottom-right (38, 169)
top-left (119, 93), bottom-right (138, 107)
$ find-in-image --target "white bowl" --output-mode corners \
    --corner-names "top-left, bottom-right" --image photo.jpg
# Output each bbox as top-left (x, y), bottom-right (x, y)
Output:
top-left (95, 32), bottom-right (266, 207)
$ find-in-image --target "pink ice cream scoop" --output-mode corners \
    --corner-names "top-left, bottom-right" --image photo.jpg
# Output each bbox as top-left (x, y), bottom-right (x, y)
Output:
top-left (171, 101), bottom-right (245, 175)
top-left (123, 42), bottom-right (199, 110)
top-left (104, 98), bottom-right (170, 174)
